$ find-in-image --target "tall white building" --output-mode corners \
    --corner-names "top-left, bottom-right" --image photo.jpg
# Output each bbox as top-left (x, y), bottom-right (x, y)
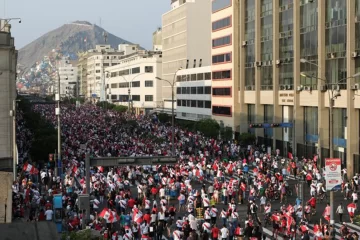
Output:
top-left (57, 58), bottom-right (78, 97)
top-left (106, 50), bottom-right (163, 115)
top-left (161, 0), bottom-right (211, 108)
top-left (85, 44), bottom-right (139, 102)
top-left (176, 66), bottom-right (212, 121)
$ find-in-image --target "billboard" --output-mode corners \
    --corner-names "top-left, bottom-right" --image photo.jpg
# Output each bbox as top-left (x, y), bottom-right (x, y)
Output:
top-left (325, 158), bottom-right (342, 191)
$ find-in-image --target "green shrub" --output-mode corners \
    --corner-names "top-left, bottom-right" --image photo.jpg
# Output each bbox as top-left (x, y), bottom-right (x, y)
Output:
top-left (238, 132), bottom-right (256, 145)
top-left (158, 113), bottom-right (170, 123)
top-left (194, 119), bottom-right (220, 138)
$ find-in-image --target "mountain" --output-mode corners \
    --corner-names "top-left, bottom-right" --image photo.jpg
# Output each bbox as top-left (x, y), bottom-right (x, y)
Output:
top-left (18, 21), bottom-right (134, 69)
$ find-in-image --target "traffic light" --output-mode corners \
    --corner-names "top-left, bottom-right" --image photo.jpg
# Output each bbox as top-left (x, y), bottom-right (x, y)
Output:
top-left (249, 123), bottom-right (263, 128)
top-left (271, 123), bottom-right (280, 127)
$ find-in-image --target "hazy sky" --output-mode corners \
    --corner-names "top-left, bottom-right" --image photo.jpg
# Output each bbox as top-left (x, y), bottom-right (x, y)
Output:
top-left (2, 0), bottom-right (169, 50)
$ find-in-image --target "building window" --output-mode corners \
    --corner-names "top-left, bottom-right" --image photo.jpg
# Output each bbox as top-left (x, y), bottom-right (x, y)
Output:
top-left (212, 106), bottom-right (231, 116)
top-left (181, 87), bottom-right (186, 94)
top-left (118, 69), bottom-right (130, 76)
top-left (145, 66), bottom-right (153, 73)
top-left (212, 87), bottom-right (231, 96)
top-left (197, 87), bottom-right (204, 94)
top-left (111, 95), bottom-right (117, 100)
top-left (177, 87), bottom-right (181, 94)
top-left (212, 16), bottom-right (231, 31)
top-left (177, 100), bottom-right (182, 106)
top-left (119, 95), bottom-right (129, 102)
top-left (145, 95), bottom-right (153, 101)
top-left (145, 80), bottom-right (153, 87)
top-left (96, 70), bottom-right (101, 73)
top-left (182, 100), bottom-right (186, 106)
top-left (197, 73), bottom-right (204, 80)
top-left (212, 70), bottom-right (231, 80)
top-left (212, 0), bottom-right (231, 13)
top-left (212, 53), bottom-right (232, 64)
top-left (119, 82), bottom-right (129, 88)
top-left (96, 76), bottom-right (101, 80)
top-left (96, 63), bottom-right (100, 66)
top-left (132, 95), bottom-right (140, 101)
top-left (204, 72), bottom-right (212, 80)
top-left (212, 35), bottom-right (231, 48)
top-left (204, 86), bottom-right (211, 94)
top-left (132, 67), bottom-right (140, 74)
top-left (191, 74), bottom-right (196, 81)
top-left (103, 63), bottom-right (110, 67)
top-left (191, 87), bottom-right (197, 94)
top-left (191, 100), bottom-right (197, 107)
top-left (132, 81), bottom-right (140, 87)
top-left (205, 101), bottom-right (211, 109)
top-left (110, 83), bottom-right (118, 88)
top-left (197, 101), bottom-right (204, 108)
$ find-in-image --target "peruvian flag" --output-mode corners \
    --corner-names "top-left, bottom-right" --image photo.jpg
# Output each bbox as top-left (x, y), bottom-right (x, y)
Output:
top-left (99, 208), bottom-right (114, 223)
top-left (348, 203), bottom-right (357, 217)
top-left (72, 165), bottom-right (78, 174)
top-left (23, 163), bottom-right (38, 175)
top-left (97, 166), bottom-right (104, 173)
top-left (288, 152), bottom-right (293, 160)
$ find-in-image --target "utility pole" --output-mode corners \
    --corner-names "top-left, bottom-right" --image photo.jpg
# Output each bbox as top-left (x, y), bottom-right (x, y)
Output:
top-left (55, 72), bottom-right (61, 177)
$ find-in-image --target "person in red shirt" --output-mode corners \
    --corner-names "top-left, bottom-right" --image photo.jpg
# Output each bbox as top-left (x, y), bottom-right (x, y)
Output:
top-left (38, 209), bottom-right (46, 221)
top-left (128, 198), bottom-right (135, 209)
top-left (211, 224), bottom-right (219, 240)
top-left (151, 186), bottom-right (158, 200)
top-left (45, 201), bottom-right (52, 210)
top-left (307, 195), bottom-right (317, 215)
top-left (143, 212), bottom-right (151, 224)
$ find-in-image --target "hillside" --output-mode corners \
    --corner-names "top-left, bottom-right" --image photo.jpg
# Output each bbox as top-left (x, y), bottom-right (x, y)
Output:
top-left (18, 21), bottom-right (133, 69)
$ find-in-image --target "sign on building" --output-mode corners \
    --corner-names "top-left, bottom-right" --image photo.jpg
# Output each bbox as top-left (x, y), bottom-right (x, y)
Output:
top-left (325, 158), bottom-right (342, 191)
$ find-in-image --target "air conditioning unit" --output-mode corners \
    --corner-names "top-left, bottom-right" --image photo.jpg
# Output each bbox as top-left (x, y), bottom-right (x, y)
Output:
top-left (280, 85), bottom-right (285, 90)
top-left (355, 16), bottom-right (359, 23)
top-left (296, 85), bottom-right (303, 92)
top-left (242, 41), bottom-right (247, 47)
top-left (286, 85), bottom-right (292, 90)
top-left (351, 84), bottom-right (359, 90)
top-left (304, 86), bottom-right (312, 91)
top-left (275, 59), bottom-right (281, 66)
top-left (256, 61), bottom-right (262, 67)
top-left (352, 52), bottom-right (358, 58)
top-left (330, 53), bottom-right (336, 59)
top-left (320, 85), bottom-right (327, 92)
top-left (280, 32), bottom-right (286, 38)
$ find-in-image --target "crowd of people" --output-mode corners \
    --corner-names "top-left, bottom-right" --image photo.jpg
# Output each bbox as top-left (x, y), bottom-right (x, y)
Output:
top-left (12, 103), bottom-right (360, 240)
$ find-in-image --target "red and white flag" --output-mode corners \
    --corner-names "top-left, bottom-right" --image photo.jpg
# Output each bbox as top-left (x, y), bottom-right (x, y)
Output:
top-left (348, 203), bottom-right (357, 217)
top-left (99, 208), bottom-right (114, 223)
top-left (23, 163), bottom-right (38, 175)
top-left (97, 166), bottom-right (104, 173)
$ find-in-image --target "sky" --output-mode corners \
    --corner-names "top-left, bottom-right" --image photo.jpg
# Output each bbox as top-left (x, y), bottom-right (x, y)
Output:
top-left (2, 0), bottom-right (170, 50)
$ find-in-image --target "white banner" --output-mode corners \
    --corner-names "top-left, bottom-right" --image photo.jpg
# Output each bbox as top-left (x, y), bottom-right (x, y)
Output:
top-left (325, 158), bottom-right (342, 191)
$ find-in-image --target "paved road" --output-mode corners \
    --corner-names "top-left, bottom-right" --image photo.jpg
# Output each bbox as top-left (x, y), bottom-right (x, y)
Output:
top-left (94, 169), bottom-right (360, 239)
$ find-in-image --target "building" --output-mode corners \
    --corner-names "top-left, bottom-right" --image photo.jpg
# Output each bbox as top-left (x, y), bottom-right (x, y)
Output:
top-left (77, 53), bottom-right (89, 97)
top-left (83, 44), bottom-right (139, 101)
top-left (211, 0), bottom-right (240, 133)
top-left (106, 50), bottom-right (163, 115)
top-left (152, 28), bottom-right (162, 51)
top-left (176, 66), bottom-right (212, 121)
top-left (57, 58), bottom-right (78, 98)
top-left (210, 0), bottom-right (360, 177)
top-left (161, 0), bottom-right (211, 108)
top-left (0, 19), bottom-right (18, 223)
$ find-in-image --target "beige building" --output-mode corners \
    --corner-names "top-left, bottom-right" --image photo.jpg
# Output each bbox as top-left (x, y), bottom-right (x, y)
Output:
top-left (211, 0), bottom-right (360, 177)
top-left (0, 20), bottom-right (17, 223)
top-left (152, 28), bottom-right (162, 51)
top-left (161, 0), bottom-right (211, 105)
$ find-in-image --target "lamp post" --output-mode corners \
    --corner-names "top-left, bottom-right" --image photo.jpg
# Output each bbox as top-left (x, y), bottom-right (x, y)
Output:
top-left (300, 61), bottom-right (360, 224)
top-left (55, 71), bottom-right (62, 178)
top-left (0, 18), bottom-right (21, 31)
top-left (155, 67), bottom-right (182, 156)
top-left (11, 99), bottom-right (20, 181)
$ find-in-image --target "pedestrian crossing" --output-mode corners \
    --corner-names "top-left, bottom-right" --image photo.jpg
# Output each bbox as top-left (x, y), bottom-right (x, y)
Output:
top-left (305, 222), bottom-right (360, 239)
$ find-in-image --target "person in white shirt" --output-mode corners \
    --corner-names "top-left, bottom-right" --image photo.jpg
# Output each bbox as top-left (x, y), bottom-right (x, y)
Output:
top-left (202, 221), bottom-right (211, 233)
top-left (173, 229), bottom-right (183, 240)
top-left (45, 209), bottom-right (53, 221)
top-left (352, 192), bottom-right (358, 203)
top-left (220, 225), bottom-right (229, 240)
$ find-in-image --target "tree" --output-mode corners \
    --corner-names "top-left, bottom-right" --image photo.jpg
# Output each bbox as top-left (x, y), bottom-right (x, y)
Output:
top-left (238, 132), bottom-right (256, 146)
top-left (158, 113), bottom-right (170, 123)
top-left (194, 119), bottom-right (220, 138)
top-left (221, 126), bottom-right (233, 141)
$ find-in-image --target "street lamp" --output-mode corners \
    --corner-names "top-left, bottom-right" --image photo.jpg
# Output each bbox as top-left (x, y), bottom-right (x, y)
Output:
top-left (155, 67), bottom-right (182, 156)
top-left (0, 18), bottom-right (21, 31)
top-left (300, 66), bottom-right (360, 224)
top-left (55, 71), bottom-right (62, 178)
